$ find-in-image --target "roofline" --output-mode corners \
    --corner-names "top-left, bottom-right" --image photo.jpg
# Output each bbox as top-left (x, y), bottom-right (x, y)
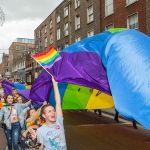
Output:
top-left (34, 0), bottom-right (66, 31)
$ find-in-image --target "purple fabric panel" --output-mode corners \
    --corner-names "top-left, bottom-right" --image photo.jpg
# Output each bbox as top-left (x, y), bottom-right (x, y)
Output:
top-left (48, 52), bottom-right (111, 95)
top-left (29, 69), bottom-right (53, 106)
top-left (18, 89), bottom-right (30, 100)
top-left (2, 82), bottom-right (12, 96)
top-left (2, 80), bottom-right (14, 87)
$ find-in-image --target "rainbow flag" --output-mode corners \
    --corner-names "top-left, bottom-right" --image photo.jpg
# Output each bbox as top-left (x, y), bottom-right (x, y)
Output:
top-left (32, 46), bottom-right (61, 69)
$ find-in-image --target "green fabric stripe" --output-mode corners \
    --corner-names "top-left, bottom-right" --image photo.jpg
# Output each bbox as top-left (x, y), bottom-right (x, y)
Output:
top-left (62, 84), bottom-right (92, 110)
top-left (108, 28), bottom-right (127, 33)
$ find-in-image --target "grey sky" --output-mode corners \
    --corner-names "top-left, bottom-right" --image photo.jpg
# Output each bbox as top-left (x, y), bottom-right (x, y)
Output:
top-left (0, 0), bottom-right (63, 62)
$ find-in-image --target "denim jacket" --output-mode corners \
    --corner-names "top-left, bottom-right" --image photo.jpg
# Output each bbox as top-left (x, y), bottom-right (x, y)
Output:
top-left (0, 103), bottom-right (28, 129)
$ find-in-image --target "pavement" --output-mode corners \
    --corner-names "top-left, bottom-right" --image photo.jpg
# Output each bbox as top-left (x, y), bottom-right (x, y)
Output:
top-left (0, 110), bottom-right (150, 150)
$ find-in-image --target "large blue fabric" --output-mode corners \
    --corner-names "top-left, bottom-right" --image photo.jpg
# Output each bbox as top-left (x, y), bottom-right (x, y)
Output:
top-left (102, 29), bottom-right (150, 129)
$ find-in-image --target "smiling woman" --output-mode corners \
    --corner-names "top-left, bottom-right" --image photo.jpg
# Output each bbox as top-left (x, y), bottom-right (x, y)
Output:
top-left (0, 95), bottom-right (31, 150)
top-left (36, 77), bottom-right (67, 150)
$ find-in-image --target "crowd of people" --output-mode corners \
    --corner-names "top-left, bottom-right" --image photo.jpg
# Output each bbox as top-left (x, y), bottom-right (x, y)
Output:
top-left (0, 77), bottom-right (67, 150)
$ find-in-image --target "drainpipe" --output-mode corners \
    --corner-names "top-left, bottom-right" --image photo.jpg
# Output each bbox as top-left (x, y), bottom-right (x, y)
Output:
top-left (68, 0), bottom-right (71, 44)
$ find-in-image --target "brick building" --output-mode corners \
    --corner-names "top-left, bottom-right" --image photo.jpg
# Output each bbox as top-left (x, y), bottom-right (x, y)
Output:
top-left (34, 0), bottom-right (100, 51)
top-left (100, 0), bottom-right (150, 35)
top-left (33, 0), bottom-right (100, 75)
top-left (9, 38), bottom-right (34, 78)
top-left (0, 53), bottom-right (10, 79)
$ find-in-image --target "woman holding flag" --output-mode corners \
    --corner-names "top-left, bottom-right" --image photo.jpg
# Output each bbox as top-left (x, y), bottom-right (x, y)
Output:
top-left (36, 77), bottom-right (67, 150)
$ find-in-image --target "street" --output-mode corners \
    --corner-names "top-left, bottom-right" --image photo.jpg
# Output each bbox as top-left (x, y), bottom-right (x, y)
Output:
top-left (1, 110), bottom-right (150, 150)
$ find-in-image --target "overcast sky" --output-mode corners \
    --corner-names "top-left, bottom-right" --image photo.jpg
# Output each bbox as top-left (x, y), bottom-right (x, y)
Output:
top-left (0, 0), bottom-right (63, 63)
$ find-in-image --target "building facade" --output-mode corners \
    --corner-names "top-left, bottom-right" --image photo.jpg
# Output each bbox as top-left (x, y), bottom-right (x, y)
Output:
top-left (9, 38), bottom-right (34, 78)
top-left (34, 0), bottom-right (101, 51)
top-left (0, 53), bottom-right (10, 79)
top-left (100, 0), bottom-right (150, 35)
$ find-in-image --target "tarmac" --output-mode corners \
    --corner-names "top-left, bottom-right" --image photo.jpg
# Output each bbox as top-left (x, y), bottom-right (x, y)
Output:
top-left (0, 109), bottom-right (150, 150)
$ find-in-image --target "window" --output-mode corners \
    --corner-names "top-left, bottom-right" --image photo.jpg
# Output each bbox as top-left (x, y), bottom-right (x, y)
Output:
top-left (105, 0), bottom-right (113, 16)
top-left (40, 41), bottom-right (42, 51)
top-left (57, 15), bottom-right (60, 23)
top-left (105, 23), bottom-right (114, 30)
top-left (75, 15), bottom-right (80, 30)
top-left (127, 13), bottom-right (138, 29)
top-left (75, 0), bottom-right (80, 8)
top-left (45, 25), bottom-right (47, 33)
top-left (39, 30), bottom-right (42, 38)
top-left (57, 46), bottom-right (61, 52)
top-left (45, 37), bottom-right (47, 48)
top-left (126, 0), bottom-right (137, 5)
top-left (64, 22), bottom-right (69, 36)
top-left (16, 46), bottom-right (20, 50)
top-left (35, 33), bottom-right (38, 40)
top-left (6, 69), bottom-right (8, 72)
top-left (57, 28), bottom-right (61, 40)
top-left (87, 30), bottom-right (94, 37)
top-left (22, 46), bottom-right (26, 50)
top-left (6, 63), bottom-right (8, 67)
top-left (36, 45), bottom-right (38, 53)
top-left (50, 20), bottom-right (53, 29)
top-left (64, 6), bottom-right (68, 17)
top-left (50, 33), bottom-right (53, 44)
top-left (6, 57), bottom-right (8, 61)
top-left (65, 42), bottom-right (69, 48)
top-left (87, 5), bottom-right (93, 23)
top-left (75, 37), bottom-right (81, 42)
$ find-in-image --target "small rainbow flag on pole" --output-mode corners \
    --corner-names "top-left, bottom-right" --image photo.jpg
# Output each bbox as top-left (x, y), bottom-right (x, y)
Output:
top-left (32, 46), bottom-right (61, 69)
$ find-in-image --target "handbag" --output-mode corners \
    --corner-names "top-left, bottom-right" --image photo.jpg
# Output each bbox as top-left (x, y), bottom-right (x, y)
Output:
top-left (1, 106), bottom-right (12, 129)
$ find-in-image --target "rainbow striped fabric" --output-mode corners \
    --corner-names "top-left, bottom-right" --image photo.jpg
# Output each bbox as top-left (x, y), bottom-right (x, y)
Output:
top-left (0, 103), bottom-right (11, 109)
top-left (32, 46), bottom-right (61, 69)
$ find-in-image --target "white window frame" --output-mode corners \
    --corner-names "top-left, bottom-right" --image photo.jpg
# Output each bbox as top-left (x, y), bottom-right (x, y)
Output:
top-left (87, 5), bottom-right (94, 23)
top-left (105, 23), bottom-right (114, 30)
top-left (87, 30), bottom-right (94, 37)
top-left (57, 46), bottom-right (61, 52)
top-left (126, 0), bottom-right (138, 6)
top-left (57, 15), bottom-right (60, 23)
top-left (64, 6), bottom-right (68, 17)
top-left (16, 46), bottom-right (20, 50)
top-left (75, 0), bottom-right (80, 8)
top-left (64, 22), bottom-right (69, 36)
top-left (75, 36), bottom-right (81, 42)
top-left (127, 13), bottom-right (138, 30)
top-left (50, 33), bottom-right (53, 44)
top-left (45, 25), bottom-right (47, 33)
top-left (65, 42), bottom-right (69, 48)
top-left (50, 20), bottom-right (53, 29)
top-left (75, 15), bottom-right (80, 30)
top-left (39, 30), bottom-right (42, 38)
top-left (105, 0), bottom-right (114, 16)
top-left (57, 28), bottom-right (61, 40)
top-left (45, 37), bottom-right (47, 48)
top-left (36, 45), bottom-right (38, 53)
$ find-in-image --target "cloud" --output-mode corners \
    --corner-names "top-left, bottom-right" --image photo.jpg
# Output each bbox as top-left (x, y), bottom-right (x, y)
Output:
top-left (0, 0), bottom-right (63, 62)
top-left (1, 0), bottom-right (63, 21)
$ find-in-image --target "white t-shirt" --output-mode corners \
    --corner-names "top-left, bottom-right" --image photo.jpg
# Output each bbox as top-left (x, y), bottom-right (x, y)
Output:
top-left (36, 114), bottom-right (67, 150)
